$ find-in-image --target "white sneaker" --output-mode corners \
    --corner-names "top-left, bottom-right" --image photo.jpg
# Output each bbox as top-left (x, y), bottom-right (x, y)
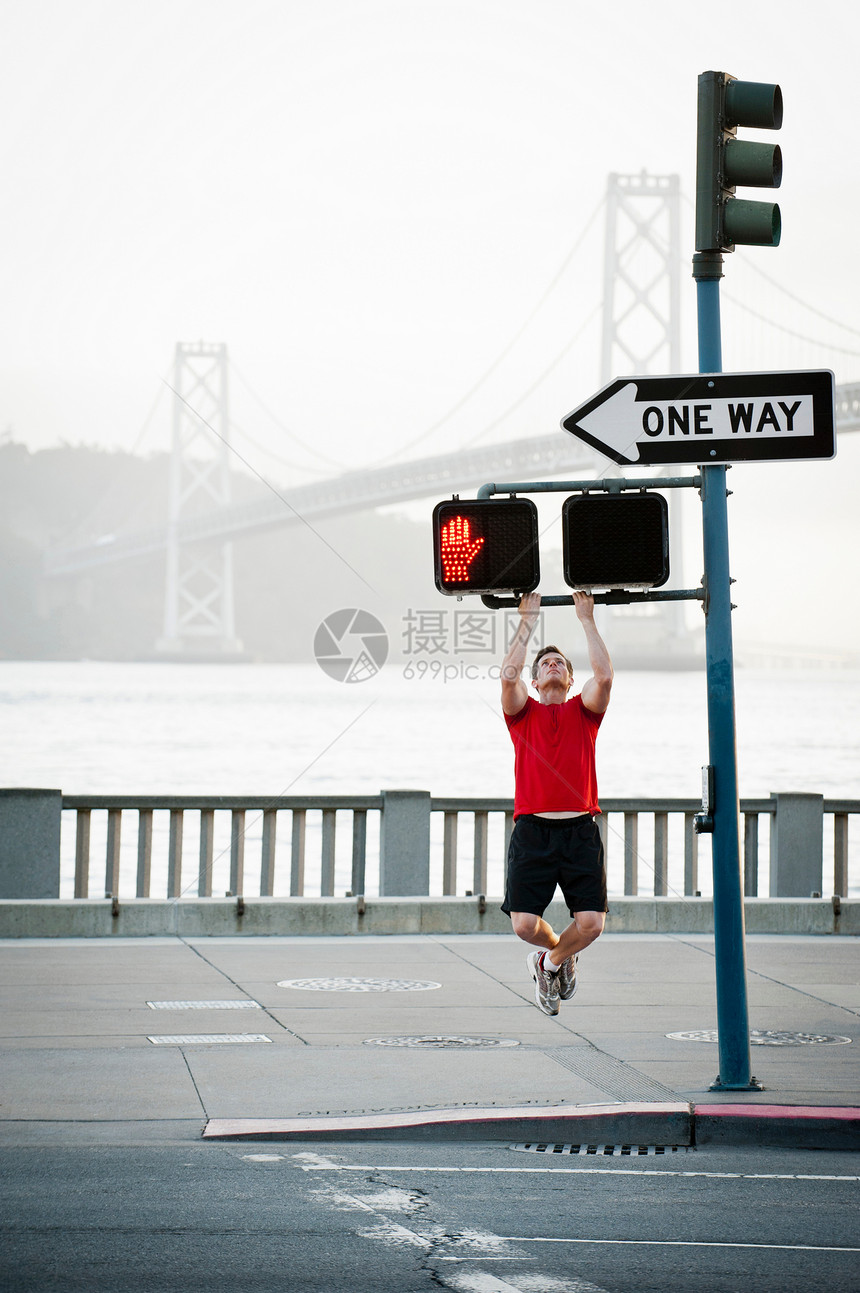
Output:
top-left (527, 950), bottom-right (560, 1016)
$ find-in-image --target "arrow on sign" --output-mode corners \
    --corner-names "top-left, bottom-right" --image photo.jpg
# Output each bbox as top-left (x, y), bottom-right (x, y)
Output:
top-left (561, 370), bottom-right (836, 466)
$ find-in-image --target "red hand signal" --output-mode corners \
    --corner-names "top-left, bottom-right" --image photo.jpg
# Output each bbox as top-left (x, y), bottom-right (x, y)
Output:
top-left (440, 515), bottom-right (484, 583)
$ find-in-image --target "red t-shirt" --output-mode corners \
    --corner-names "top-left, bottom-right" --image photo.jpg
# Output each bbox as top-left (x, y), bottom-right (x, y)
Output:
top-left (504, 694), bottom-right (604, 819)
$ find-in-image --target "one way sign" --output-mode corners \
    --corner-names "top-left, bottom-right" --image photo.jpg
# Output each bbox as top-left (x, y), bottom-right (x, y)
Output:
top-left (561, 370), bottom-right (836, 466)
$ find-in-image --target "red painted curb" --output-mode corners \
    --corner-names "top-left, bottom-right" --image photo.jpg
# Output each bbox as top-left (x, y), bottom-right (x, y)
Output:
top-left (695, 1104), bottom-right (860, 1120)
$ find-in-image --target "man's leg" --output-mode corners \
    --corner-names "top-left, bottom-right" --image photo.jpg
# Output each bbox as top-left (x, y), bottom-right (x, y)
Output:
top-left (546, 911), bottom-right (605, 967)
top-left (513, 910), bottom-right (605, 1010)
top-left (510, 913), bottom-right (563, 1016)
top-left (510, 910), bottom-right (604, 962)
top-left (509, 911), bottom-right (558, 951)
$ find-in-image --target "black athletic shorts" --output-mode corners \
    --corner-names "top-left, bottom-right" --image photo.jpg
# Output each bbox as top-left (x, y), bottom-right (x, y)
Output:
top-left (501, 813), bottom-right (608, 918)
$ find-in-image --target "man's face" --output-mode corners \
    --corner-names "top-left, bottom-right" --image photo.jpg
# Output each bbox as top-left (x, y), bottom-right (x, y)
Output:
top-left (533, 651), bottom-right (572, 693)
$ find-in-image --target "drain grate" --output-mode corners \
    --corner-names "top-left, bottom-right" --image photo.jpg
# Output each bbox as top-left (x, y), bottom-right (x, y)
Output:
top-left (363, 1036), bottom-right (519, 1048)
top-left (147, 1033), bottom-right (272, 1045)
top-left (146, 1000), bottom-right (261, 1010)
top-left (543, 1046), bottom-right (680, 1101)
top-left (667, 1029), bottom-right (852, 1046)
top-left (511, 1142), bottom-right (687, 1157)
top-left (276, 977), bottom-right (441, 993)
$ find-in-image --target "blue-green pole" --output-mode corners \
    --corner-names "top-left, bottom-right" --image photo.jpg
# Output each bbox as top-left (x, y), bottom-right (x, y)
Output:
top-left (693, 250), bottom-right (756, 1090)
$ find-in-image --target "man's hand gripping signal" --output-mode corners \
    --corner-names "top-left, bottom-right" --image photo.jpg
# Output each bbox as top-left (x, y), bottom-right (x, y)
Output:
top-left (440, 516), bottom-right (484, 583)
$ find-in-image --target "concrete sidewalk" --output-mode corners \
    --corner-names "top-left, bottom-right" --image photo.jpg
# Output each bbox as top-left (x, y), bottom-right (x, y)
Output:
top-left (0, 933), bottom-right (857, 1149)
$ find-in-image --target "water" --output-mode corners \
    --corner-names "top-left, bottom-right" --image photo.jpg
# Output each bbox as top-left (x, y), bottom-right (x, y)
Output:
top-left (1, 661), bottom-right (858, 899)
top-left (3, 660), bottom-right (858, 798)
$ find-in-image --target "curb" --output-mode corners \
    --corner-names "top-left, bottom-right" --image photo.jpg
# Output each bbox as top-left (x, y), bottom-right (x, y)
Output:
top-left (202, 1101), bottom-right (860, 1149)
top-left (694, 1103), bottom-right (860, 1150)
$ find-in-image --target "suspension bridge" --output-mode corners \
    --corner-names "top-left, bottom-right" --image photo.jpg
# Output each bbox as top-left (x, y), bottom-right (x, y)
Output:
top-left (41, 173), bottom-right (860, 658)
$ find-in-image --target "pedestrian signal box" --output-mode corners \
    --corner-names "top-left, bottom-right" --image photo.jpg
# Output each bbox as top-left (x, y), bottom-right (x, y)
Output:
top-left (433, 498), bottom-right (540, 596)
top-left (563, 493), bottom-right (669, 590)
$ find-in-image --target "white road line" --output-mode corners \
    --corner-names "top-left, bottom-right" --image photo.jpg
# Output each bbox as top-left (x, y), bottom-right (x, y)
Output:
top-left (292, 1161), bottom-right (860, 1183)
top-left (494, 1238), bottom-right (859, 1253)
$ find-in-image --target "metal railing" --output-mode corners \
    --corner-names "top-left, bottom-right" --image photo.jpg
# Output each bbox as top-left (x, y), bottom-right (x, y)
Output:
top-left (61, 792), bottom-right (857, 902)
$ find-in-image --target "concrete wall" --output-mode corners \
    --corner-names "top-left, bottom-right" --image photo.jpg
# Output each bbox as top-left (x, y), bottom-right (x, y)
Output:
top-left (0, 895), bottom-right (855, 938)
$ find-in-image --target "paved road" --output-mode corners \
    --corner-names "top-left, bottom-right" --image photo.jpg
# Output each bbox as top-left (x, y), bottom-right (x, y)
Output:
top-left (3, 1140), bottom-right (858, 1292)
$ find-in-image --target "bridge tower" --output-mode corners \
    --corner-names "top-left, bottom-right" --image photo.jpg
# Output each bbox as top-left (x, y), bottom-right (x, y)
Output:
top-left (156, 341), bottom-right (244, 657)
top-left (600, 173), bottom-right (696, 663)
top-left (601, 171), bottom-right (681, 382)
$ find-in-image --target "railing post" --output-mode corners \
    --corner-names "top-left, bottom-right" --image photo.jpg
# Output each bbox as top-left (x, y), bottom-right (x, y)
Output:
top-left (351, 809), bottom-right (367, 897)
top-left (653, 812), bottom-right (669, 896)
top-left (74, 808), bottom-right (92, 899)
top-left (230, 809), bottom-right (245, 896)
top-left (379, 790), bottom-right (431, 896)
top-left (105, 808), bottom-right (122, 897)
top-left (136, 808), bottom-right (153, 897)
top-left (833, 813), bottom-right (848, 898)
top-left (321, 808), bottom-right (337, 895)
top-left (260, 809), bottom-right (277, 896)
top-left (442, 811), bottom-right (458, 895)
top-left (684, 812), bottom-right (699, 895)
top-left (198, 809), bottom-right (214, 897)
top-left (0, 788), bottom-right (62, 899)
top-left (167, 809), bottom-right (184, 898)
top-left (624, 812), bottom-right (639, 896)
top-left (473, 811), bottom-right (489, 895)
top-left (743, 812), bottom-right (759, 897)
top-left (769, 792), bottom-right (824, 896)
top-left (290, 809), bottom-right (306, 896)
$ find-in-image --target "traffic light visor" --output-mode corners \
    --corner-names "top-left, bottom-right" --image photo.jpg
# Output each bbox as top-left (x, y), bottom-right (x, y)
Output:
top-left (433, 498), bottom-right (540, 596)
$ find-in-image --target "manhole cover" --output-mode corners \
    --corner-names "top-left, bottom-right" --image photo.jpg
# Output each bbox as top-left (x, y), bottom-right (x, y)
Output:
top-left (363, 1036), bottom-right (519, 1048)
top-left (667, 1029), bottom-right (852, 1046)
top-left (276, 977), bottom-right (441, 993)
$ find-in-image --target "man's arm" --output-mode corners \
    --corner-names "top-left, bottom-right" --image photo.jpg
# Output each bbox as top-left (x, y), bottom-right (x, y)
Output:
top-left (500, 592), bottom-right (540, 716)
top-left (574, 590), bottom-right (613, 714)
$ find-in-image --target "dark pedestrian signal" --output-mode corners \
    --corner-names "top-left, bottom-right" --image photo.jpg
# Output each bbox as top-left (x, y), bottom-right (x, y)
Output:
top-left (432, 498), bottom-right (540, 596)
top-left (563, 493), bottom-right (669, 590)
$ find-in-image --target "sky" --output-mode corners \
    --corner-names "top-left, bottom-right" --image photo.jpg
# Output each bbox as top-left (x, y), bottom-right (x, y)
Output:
top-left (1, 0), bottom-right (859, 653)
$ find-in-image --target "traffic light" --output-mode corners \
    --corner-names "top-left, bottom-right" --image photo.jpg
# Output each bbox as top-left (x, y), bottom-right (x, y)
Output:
top-left (562, 493), bottom-right (669, 590)
top-left (696, 70), bottom-right (782, 252)
top-left (432, 498), bottom-right (540, 596)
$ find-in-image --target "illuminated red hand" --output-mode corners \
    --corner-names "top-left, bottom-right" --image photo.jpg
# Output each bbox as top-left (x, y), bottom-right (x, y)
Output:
top-left (440, 515), bottom-right (484, 583)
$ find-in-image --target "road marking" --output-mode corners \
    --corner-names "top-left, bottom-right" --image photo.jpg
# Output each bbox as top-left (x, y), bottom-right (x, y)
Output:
top-left (436, 1272), bottom-right (605, 1292)
top-left (495, 1238), bottom-right (859, 1253)
top-left (291, 1160), bottom-right (860, 1183)
top-left (147, 1033), bottom-right (271, 1044)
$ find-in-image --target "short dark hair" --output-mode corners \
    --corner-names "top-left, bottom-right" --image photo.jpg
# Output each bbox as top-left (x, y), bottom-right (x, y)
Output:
top-left (531, 644), bottom-right (573, 682)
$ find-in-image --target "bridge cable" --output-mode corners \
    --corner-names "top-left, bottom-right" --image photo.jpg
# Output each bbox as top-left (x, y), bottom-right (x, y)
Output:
top-left (736, 256), bottom-right (860, 339)
top-left (225, 195), bottom-right (606, 478)
top-left (50, 373), bottom-right (170, 544)
top-left (229, 358), bottom-right (346, 472)
top-left (720, 293), bottom-right (860, 360)
top-left (364, 194), bottom-right (606, 466)
top-left (162, 379), bottom-right (378, 596)
top-left (453, 299), bottom-right (604, 452)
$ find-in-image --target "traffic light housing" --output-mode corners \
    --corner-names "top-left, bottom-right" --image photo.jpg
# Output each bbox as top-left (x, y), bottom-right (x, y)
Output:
top-left (432, 497), bottom-right (540, 596)
top-left (696, 70), bottom-right (782, 252)
top-left (563, 493), bottom-right (669, 590)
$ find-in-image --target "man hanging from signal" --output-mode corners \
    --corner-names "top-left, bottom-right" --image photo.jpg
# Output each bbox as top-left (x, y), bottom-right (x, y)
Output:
top-left (500, 590), bottom-right (613, 1016)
